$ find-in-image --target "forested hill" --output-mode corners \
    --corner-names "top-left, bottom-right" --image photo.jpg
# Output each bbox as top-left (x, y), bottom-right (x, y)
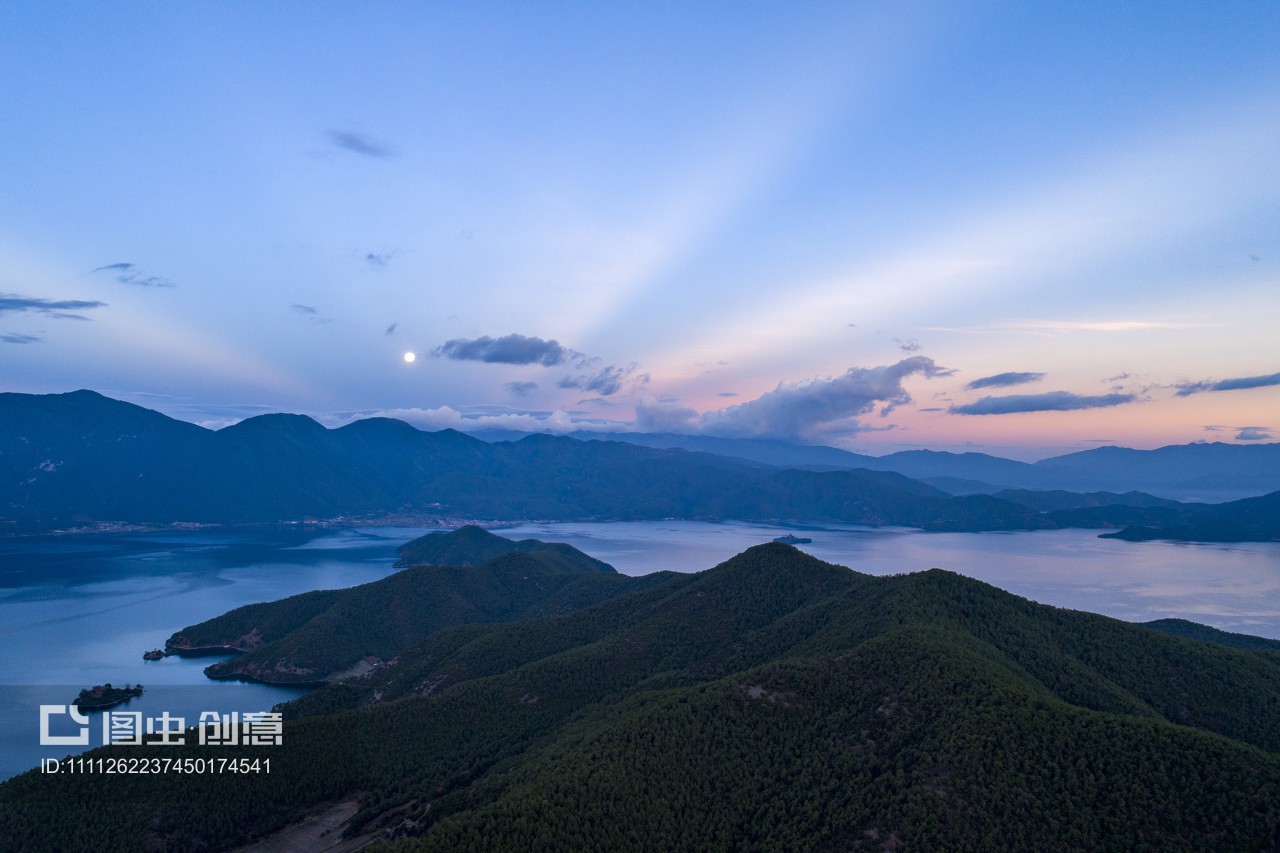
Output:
top-left (165, 527), bottom-right (658, 684)
top-left (4, 543), bottom-right (1278, 851)
top-left (393, 523), bottom-right (615, 570)
top-left (1096, 489), bottom-right (1280, 542)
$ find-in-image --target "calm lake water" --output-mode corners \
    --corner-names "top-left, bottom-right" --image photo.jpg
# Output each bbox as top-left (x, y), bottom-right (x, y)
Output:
top-left (2, 520), bottom-right (1278, 780)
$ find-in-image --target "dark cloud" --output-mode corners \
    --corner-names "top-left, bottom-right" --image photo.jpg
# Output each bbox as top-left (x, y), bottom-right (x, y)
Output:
top-left (1, 332), bottom-right (40, 344)
top-left (434, 334), bottom-right (571, 366)
top-left (577, 396), bottom-right (619, 408)
top-left (0, 294), bottom-right (107, 320)
top-left (328, 130), bottom-right (394, 159)
top-left (385, 323), bottom-right (397, 336)
top-left (291, 303), bottom-right (319, 315)
top-left (436, 333), bottom-right (642, 397)
top-left (698, 356), bottom-right (950, 441)
top-left (718, 392), bottom-right (738, 398)
top-left (93, 261), bottom-right (175, 288)
top-left (123, 274), bottom-right (174, 287)
top-left (505, 381), bottom-right (538, 397)
top-left (558, 364), bottom-right (633, 396)
top-left (1175, 371), bottom-right (1280, 396)
top-left (893, 337), bottom-right (921, 352)
top-left (949, 391), bottom-right (1137, 415)
top-left (365, 251), bottom-right (394, 268)
top-left (1236, 426), bottom-right (1273, 441)
top-left (965, 371), bottom-right (1045, 390)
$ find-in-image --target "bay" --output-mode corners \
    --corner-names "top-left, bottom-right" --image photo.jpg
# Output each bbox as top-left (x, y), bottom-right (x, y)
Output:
top-left (0, 526), bottom-right (424, 781)
top-left (2, 520), bottom-right (1279, 781)
top-left (497, 520), bottom-right (1280, 637)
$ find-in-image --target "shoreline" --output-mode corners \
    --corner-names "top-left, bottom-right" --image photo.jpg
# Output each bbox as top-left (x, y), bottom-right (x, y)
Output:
top-left (0, 515), bottom-right (548, 540)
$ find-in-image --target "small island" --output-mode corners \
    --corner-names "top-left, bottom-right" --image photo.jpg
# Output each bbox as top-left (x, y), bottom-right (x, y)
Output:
top-left (772, 534), bottom-right (812, 545)
top-left (143, 648), bottom-right (165, 661)
top-left (73, 683), bottom-right (143, 712)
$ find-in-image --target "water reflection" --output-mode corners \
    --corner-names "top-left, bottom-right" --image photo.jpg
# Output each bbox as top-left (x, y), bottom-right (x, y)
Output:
top-left (500, 521), bottom-right (1280, 639)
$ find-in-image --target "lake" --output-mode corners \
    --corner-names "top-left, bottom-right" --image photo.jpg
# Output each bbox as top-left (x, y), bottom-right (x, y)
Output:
top-left (2, 520), bottom-right (1278, 780)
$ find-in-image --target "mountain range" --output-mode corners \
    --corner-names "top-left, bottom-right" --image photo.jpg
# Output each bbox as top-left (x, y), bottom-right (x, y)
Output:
top-left (485, 428), bottom-right (1280, 502)
top-left (3, 534), bottom-right (1278, 851)
top-left (3, 390), bottom-right (1278, 541)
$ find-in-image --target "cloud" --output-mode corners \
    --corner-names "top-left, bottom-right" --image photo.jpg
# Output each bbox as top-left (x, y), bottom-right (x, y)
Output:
top-left (949, 391), bottom-right (1137, 415)
top-left (385, 323), bottom-right (397, 336)
top-left (0, 294), bottom-right (107, 320)
top-left (1, 332), bottom-right (40, 344)
top-left (434, 333), bottom-right (645, 397)
top-left (342, 405), bottom-right (625, 436)
top-left (718, 392), bottom-right (738, 397)
top-left (927, 320), bottom-right (1218, 334)
top-left (558, 363), bottom-right (637, 396)
top-left (577, 397), bottom-right (618, 408)
top-left (1236, 426), bottom-right (1273, 441)
top-left (505, 381), bottom-right (538, 397)
top-left (1007, 320), bottom-right (1217, 332)
top-left (120, 274), bottom-right (174, 288)
top-left (434, 333), bottom-right (571, 366)
top-left (697, 356), bottom-right (950, 441)
top-left (635, 396), bottom-right (700, 433)
top-left (1175, 371), bottom-right (1280, 396)
top-left (92, 261), bottom-right (174, 287)
top-left (291, 303), bottom-right (330, 324)
top-left (365, 251), bottom-right (394, 268)
top-left (893, 337), bottom-right (921, 352)
top-left (328, 130), bottom-right (394, 159)
top-left (965, 371), bottom-right (1045, 390)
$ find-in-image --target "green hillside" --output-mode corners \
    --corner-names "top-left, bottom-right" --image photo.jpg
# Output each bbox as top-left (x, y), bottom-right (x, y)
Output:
top-left (1142, 617), bottom-right (1280, 651)
top-left (166, 529), bottom-right (646, 684)
top-left (3, 544), bottom-right (1278, 851)
top-left (393, 524), bottom-right (615, 571)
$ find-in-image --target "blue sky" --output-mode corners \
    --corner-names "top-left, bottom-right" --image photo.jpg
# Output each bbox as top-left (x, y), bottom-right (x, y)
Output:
top-left (2, 2), bottom-right (1278, 459)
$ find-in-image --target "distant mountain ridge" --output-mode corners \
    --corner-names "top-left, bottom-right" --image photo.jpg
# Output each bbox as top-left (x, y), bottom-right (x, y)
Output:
top-left (1096, 490), bottom-right (1280, 542)
top-left (485, 428), bottom-right (1280, 501)
top-left (3, 390), bottom-right (1278, 541)
top-left (0, 390), bottom-right (1053, 535)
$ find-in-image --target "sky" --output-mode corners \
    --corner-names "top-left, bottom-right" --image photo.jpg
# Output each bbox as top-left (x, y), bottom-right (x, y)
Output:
top-left (2, 2), bottom-right (1278, 461)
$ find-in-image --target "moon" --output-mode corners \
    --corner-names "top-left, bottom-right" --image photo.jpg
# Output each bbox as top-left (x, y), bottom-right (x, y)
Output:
top-left (403, 352), bottom-right (416, 363)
